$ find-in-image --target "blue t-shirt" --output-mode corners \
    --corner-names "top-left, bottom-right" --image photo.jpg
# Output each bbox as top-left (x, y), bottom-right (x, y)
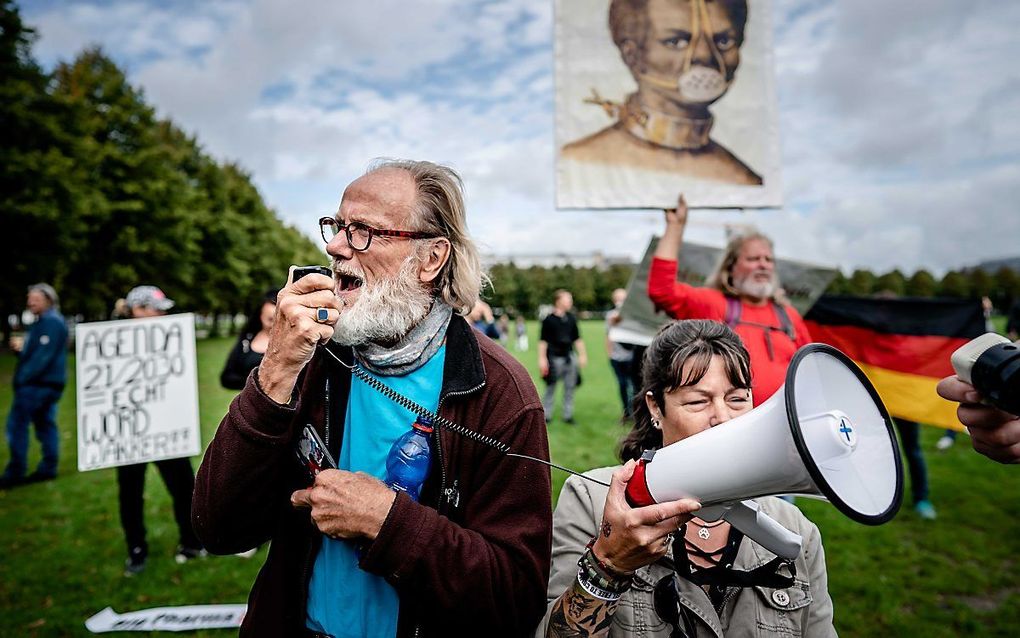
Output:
top-left (306, 345), bottom-right (446, 638)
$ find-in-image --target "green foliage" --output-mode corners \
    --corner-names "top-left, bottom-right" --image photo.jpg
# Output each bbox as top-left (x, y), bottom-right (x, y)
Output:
top-left (967, 268), bottom-right (993, 300)
top-left (846, 269), bottom-right (877, 296)
top-left (486, 263), bottom-right (633, 316)
top-left (822, 265), bottom-right (1016, 306)
top-left (2, 19), bottom-right (322, 322)
top-left (905, 269), bottom-right (937, 297)
top-left (824, 271), bottom-right (848, 294)
top-left (0, 0), bottom-right (86, 323)
top-left (939, 270), bottom-right (971, 298)
top-left (991, 267), bottom-right (1019, 311)
top-left (874, 269), bottom-right (907, 297)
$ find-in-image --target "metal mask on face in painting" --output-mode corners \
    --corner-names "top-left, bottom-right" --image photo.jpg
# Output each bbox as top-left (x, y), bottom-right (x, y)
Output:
top-left (639, 0), bottom-right (735, 104)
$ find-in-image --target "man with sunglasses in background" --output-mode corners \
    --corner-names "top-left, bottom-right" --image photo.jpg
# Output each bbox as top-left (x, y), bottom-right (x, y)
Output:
top-left (194, 160), bottom-right (552, 638)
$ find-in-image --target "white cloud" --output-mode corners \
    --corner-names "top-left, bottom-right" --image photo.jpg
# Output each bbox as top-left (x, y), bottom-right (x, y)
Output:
top-left (22, 0), bottom-right (1020, 276)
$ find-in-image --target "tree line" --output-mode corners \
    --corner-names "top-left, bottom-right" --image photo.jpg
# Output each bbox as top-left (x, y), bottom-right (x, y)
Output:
top-left (825, 267), bottom-right (1020, 310)
top-left (481, 262), bottom-right (1020, 318)
top-left (1, 2), bottom-right (323, 330)
top-left (483, 263), bottom-right (634, 317)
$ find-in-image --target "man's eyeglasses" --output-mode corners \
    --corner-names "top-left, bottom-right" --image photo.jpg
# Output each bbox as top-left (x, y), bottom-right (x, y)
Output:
top-left (318, 217), bottom-right (439, 252)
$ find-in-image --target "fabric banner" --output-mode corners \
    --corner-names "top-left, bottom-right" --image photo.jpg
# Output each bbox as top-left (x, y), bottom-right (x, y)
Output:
top-left (75, 314), bottom-right (201, 471)
top-left (610, 236), bottom-right (837, 346)
top-left (556, 0), bottom-right (782, 209)
top-left (804, 296), bottom-right (986, 431)
top-left (85, 605), bottom-right (246, 633)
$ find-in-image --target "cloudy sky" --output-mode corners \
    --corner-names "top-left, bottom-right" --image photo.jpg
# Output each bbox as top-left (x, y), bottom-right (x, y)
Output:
top-left (22, 0), bottom-right (1020, 275)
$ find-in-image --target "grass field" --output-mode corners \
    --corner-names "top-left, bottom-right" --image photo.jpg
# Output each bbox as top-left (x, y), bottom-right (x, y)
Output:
top-left (1, 320), bottom-right (1017, 636)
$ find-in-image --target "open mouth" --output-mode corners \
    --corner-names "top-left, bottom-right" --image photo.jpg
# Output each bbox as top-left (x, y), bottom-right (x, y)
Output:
top-left (337, 273), bottom-right (364, 292)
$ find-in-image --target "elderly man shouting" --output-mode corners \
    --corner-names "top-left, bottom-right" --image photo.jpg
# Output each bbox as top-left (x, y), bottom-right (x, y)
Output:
top-left (194, 160), bottom-right (552, 638)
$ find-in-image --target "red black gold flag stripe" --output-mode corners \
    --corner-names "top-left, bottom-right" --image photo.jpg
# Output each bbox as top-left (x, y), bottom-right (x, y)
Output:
top-left (804, 296), bottom-right (986, 430)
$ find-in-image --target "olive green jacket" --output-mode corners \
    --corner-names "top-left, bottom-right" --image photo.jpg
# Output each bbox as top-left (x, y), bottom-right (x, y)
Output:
top-left (537, 466), bottom-right (837, 637)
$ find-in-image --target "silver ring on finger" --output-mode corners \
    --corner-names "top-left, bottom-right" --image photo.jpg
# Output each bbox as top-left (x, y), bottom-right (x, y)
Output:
top-left (663, 532), bottom-right (673, 547)
top-left (314, 307), bottom-right (329, 324)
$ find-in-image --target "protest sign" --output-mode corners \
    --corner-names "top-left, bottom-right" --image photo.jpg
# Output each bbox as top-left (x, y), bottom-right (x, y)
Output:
top-left (556, 0), bottom-right (783, 209)
top-left (85, 604), bottom-right (246, 633)
top-left (75, 314), bottom-right (201, 471)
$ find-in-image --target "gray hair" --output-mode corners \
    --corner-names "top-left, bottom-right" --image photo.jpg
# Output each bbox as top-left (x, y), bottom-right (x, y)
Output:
top-left (704, 231), bottom-right (787, 304)
top-left (28, 283), bottom-right (59, 309)
top-left (366, 159), bottom-right (488, 314)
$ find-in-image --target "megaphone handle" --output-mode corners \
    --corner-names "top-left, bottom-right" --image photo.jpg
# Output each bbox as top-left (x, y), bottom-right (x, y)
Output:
top-left (625, 458), bottom-right (656, 507)
top-left (720, 501), bottom-right (802, 561)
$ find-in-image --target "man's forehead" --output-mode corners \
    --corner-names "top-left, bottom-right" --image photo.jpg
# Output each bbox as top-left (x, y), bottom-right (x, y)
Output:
top-left (739, 238), bottom-right (772, 255)
top-left (338, 169), bottom-right (417, 225)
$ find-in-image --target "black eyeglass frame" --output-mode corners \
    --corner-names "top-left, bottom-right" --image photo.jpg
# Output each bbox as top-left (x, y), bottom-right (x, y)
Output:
top-left (318, 216), bottom-right (440, 251)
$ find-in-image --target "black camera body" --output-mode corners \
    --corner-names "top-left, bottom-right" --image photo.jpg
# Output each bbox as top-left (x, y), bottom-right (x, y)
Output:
top-left (951, 334), bottom-right (1020, 416)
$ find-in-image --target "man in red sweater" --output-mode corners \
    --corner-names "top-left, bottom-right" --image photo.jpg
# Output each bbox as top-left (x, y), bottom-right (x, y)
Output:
top-left (648, 195), bottom-right (811, 404)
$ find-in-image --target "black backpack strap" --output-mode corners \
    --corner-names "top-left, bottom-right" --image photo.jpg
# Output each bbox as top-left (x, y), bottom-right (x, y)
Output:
top-left (772, 303), bottom-right (797, 341)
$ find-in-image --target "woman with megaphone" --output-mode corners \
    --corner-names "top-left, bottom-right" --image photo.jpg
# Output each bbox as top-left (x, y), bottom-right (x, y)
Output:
top-left (538, 320), bottom-right (835, 637)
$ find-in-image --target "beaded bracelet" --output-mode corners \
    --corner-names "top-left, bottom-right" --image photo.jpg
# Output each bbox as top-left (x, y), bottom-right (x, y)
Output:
top-left (578, 545), bottom-right (633, 595)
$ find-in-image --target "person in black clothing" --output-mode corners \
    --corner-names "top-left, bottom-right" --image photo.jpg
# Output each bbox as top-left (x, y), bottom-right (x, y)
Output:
top-left (1007, 298), bottom-right (1020, 341)
top-left (605, 288), bottom-right (636, 418)
top-left (539, 290), bottom-right (587, 424)
top-left (220, 289), bottom-right (279, 390)
top-left (116, 286), bottom-right (205, 576)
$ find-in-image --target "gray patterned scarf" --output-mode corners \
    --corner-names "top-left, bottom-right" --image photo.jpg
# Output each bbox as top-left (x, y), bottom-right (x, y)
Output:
top-left (354, 301), bottom-right (453, 376)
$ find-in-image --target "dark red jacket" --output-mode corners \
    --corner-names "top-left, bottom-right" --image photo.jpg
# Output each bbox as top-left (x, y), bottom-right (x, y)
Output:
top-left (193, 316), bottom-right (552, 637)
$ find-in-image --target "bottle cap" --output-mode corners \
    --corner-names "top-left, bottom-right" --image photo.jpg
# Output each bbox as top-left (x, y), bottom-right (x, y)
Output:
top-left (412, 415), bottom-right (434, 433)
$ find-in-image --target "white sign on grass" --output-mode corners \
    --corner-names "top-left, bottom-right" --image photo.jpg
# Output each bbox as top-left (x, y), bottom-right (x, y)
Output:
top-left (75, 314), bottom-right (201, 471)
top-left (85, 604), bottom-right (246, 633)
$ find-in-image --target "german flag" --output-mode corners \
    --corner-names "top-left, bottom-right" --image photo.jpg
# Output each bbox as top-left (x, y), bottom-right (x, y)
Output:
top-left (804, 296), bottom-right (986, 430)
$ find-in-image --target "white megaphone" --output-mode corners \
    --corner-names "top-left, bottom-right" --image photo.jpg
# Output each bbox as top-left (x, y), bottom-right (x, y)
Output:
top-left (626, 343), bottom-right (904, 560)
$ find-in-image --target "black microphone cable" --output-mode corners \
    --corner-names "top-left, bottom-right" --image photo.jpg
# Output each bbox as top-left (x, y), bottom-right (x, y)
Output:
top-left (321, 344), bottom-right (610, 487)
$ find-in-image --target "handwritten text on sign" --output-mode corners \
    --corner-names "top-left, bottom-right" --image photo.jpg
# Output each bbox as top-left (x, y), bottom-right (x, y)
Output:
top-left (76, 314), bottom-right (201, 471)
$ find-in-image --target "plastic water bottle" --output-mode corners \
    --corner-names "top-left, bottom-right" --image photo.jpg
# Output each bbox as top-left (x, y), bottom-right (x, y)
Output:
top-left (385, 415), bottom-right (434, 501)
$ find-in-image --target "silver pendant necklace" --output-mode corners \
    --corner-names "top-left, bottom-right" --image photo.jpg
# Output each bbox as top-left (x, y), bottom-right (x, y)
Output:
top-left (691, 518), bottom-right (725, 540)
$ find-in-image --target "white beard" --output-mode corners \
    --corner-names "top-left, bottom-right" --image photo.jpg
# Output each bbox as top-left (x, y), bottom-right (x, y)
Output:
top-left (331, 254), bottom-right (433, 346)
top-left (734, 272), bottom-right (776, 301)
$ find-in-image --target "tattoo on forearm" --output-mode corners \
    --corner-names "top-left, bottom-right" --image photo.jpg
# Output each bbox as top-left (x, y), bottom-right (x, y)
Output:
top-left (568, 591), bottom-right (589, 617)
top-left (546, 579), bottom-right (618, 638)
top-left (601, 519), bottom-right (612, 538)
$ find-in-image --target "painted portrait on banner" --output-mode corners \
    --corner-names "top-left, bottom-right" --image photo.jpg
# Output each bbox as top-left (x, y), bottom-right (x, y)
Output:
top-left (556, 0), bottom-right (782, 209)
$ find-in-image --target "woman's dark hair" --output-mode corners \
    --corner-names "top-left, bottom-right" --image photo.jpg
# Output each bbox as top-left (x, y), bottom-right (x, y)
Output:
top-left (619, 319), bottom-right (752, 462)
top-left (243, 288), bottom-right (279, 336)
